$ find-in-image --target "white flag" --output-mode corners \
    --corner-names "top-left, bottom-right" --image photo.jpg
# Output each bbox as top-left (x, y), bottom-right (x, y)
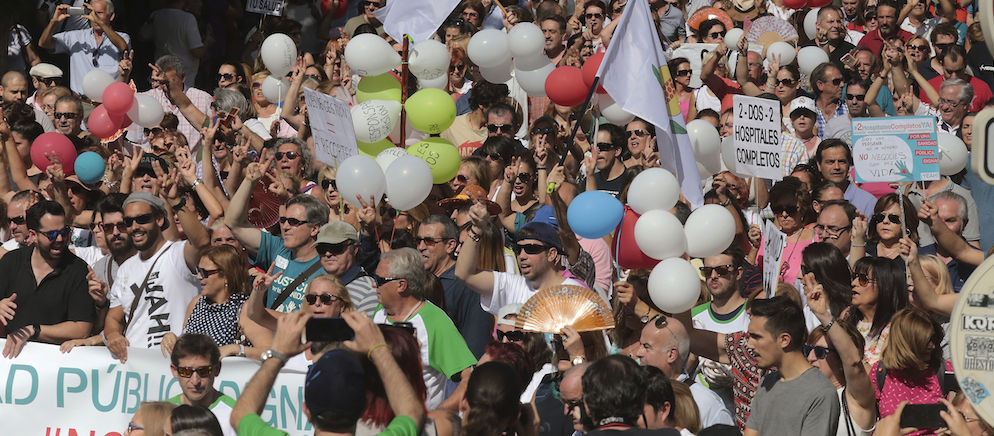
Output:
top-left (373, 0), bottom-right (461, 43)
top-left (595, 0), bottom-right (703, 206)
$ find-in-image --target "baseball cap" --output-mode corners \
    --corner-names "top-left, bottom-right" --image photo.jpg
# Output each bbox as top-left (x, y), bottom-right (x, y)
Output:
top-left (789, 96), bottom-right (817, 119)
top-left (497, 303), bottom-right (523, 326)
top-left (515, 221), bottom-right (563, 253)
top-left (529, 205), bottom-right (557, 228)
top-left (314, 221), bottom-right (359, 246)
top-left (29, 63), bottom-right (63, 79)
top-left (305, 350), bottom-right (367, 420)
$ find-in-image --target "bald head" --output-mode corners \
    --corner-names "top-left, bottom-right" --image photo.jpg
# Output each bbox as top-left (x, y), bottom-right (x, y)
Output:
top-left (636, 318), bottom-right (691, 379)
top-left (1, 72), bottom-right (28, 104)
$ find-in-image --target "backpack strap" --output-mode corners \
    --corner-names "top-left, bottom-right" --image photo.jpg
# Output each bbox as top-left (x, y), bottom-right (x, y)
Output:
top-left (874, 363), bottom-right (888, 395)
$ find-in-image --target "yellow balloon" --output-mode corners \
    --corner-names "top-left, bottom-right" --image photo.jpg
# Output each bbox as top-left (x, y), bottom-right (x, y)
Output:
top-left (356, 73), bottom-right (401, 103)
top-left (407, 137), bottom-right (460, 184)
top-left (357, 139), bottom-right (396, 157)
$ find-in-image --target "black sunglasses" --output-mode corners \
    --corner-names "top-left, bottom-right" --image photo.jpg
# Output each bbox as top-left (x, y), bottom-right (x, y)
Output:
top-left (699, 264), bottom-right (736, 277)
top-left (802, 344), bottom-right (835, 359)
top-left (675, 69), bottom-right (693, 77)
top-left (279, 216), bottom-right (309, 226)
top-left (708, 31), bottom-right (726, 39)
top-left (487, 123), bottom-right (512, 133)
top-left (449, 64), bottom-right (466, 73)
top-left (320, 179), bottom-right (337, 190)
top-left (275, 151), bottom-right (300, 160)
top-left (34, 76), bottom-right (58, 85)
top-left (496, 329), bottom-right (526, 342)
top-left (516, 172), bottom-right (534, 184)
top-left (515, 243), bottom-right (550, 255)
top-left (483, 151), bottom-right (503, 161)
top-left (175, 365), bottom-right (214, 378)
top-left (596, 141), bottom-right (621, 150)
top-left (846, 93), bottom-right (866, 101)
top-left (531, 127), bottom-right (554, 135)
top-left (101, 221), bottom-right (128, 233)
top-left (872, 213), bottom-right (901, 224)
top-left (123, 213), bottom-right (156, 227)
top-left (824, 77), bottom-right (844, 86)
top-left (35, 226), bottom-right (72, 240)
top-left (305, 293), bottom-right (341, 305)
top-left (54, 112), bottom-right (78, 120)
top-left (9, 215), bottom-right (25, 225)
top-left (218, 73), bottom-right (235, 81)
top-left (855, 272), bottom-right (876, 286)
top-left (197, 267), bottom-right (220, 278)
top-left (585, 12), bottom-right (604, 19)
top-left (373, 275), bottom-right (401, 287)
top-left (776, 78), bottom-right (796, 87)
top-left (907, 43), bottom-right (928, 51)
top-left (771, 204), bottom-right (799, 215)
top-left (416, 236), bottom-right (452, 247)
top-left (317, 241), bottom-right (352, 256)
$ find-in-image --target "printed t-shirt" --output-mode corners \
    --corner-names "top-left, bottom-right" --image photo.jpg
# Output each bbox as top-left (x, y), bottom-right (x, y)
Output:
top-left (254, 232), bottom-right (322, 313)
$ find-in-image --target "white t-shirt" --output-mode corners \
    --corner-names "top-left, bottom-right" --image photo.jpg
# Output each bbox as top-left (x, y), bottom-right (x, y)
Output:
top-left (108, 241), bottom-right (200, 348)
top-left (481, 271), bottom-right (587, 315)
top-left (145, 8), bottom-right (204, 89)
top-left (685, 375), bottom-right (736, 428)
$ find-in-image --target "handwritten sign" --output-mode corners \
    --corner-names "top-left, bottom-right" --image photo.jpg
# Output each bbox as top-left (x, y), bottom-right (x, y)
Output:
top-left (762, 220), bottom-right (787, 298)
top-left (246, 0), bottom-right (286, 16)
top-left (732, 95), bottom-right (783, 180)
top-left (851, 116), bottom-right (939, 182)
top-left (304, 88), bottom-right (358, 167)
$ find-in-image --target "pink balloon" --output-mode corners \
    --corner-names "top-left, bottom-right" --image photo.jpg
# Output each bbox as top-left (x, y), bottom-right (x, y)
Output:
top-left (102, 82), bottom-right (134, 114)
top-left (30, 132), bottom-right (77, 175)
top-left (88, 104), bottom-right (124, 139)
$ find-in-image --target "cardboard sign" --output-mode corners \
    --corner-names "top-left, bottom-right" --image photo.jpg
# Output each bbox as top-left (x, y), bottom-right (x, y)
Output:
top-left (246, 0), bottom-right (286, 16)
top-left (949, 255), bottom-right (994, 426)
top-left (732, 95), bottom-right (783, 180)
top-left (851, 116), bottom-right (939, 183)
top-left (762, 220), bottom-right (787, 298)
top-left (304, 88), bottom-right (358, 168)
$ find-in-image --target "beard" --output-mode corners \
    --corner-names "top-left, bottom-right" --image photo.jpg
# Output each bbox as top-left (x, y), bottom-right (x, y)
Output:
top-left (132, 225), bottom-right (162, 252)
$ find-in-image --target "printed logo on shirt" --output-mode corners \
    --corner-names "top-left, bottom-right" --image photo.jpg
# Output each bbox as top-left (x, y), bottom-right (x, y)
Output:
top-left (140, 271), bottom-right (171, 348)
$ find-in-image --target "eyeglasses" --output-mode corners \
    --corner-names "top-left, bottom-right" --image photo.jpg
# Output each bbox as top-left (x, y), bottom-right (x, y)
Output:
top-left (126, 422), bottom-right (144, 433)
top-left (846, 93), bottom-right (866, 101)
top-left (320, 179), bottom-right (337, 190)
top-left (144, 126), bottom-right (165, 137)
top-left (416, 236), bottom-right (452, 247)
top-left (776, 78), bottom-right (796, 87)
top-left (675, 69), bottom-right (693, 77)
top-left (872, 213), bottom-right (901, 224)
top-left (516, 172), bottom-right (534, 184)
top-left (101, 221), bottom-right (128, 233)
top-left (317, 241), bottom-right (352, 256)
top-left (449, 64), bottom-right (466, 73)
top-left (515, 243), bottom-right (550, 255)
top-left (218, 73), bottom-right (235, 81)
top-left (496, 329), bottom-right (525, 342)
top-left (596, 141), bottom-right (621, 150)
top-left (278, 216), bottom-right (309, 227)
top-left (585, 12), bottom-right (604, 19)
top-left (802, 344), bottom-right (835, 360)
top-left (938, 98), bottom-right (965, 107)
top-left (708, 31), bottom-right (726, 39)
top-left (275, 151), bottom-right (300, 160)
top-left (531, 127), bottom-right (554, 135)
top-left (54, 112), bottom-right (78, 120)
top-left (9, 215), bottom-right (25, 225)
top-left (304, 74), bottom-right (322, 82)
top-left (197, 267), bottom-right (220, 278)
top-left (626, 129), bottom-right (648, 138)
top-left (934, 43), bottom-right (952, 52)
top-left (175, 365), bottom-right (215, 378)
top-left (772, 203), bottom-right (799, 215)
top-left (854, 272), bottom-right (876, 286)
top-left (907, 44), bottom-right (928, 52)
top-left (563, 398), bottom-right (584, 411)
top-left (699, 264), bottom-right (736, 277)
top-left (487, 123), bottom-right (512, 133)
top-left (814, 224), bottom-right (851, 236)
top-left (305, 293), bottom-right (342, 305)
top-left (124, 213), bottom-right (156, 227)
top-left (373, 275), bottom-right (401, 287)
top-left (35, 226), bottom-right (72, 240)
top-left (91, 48), bottom-right (99, 68)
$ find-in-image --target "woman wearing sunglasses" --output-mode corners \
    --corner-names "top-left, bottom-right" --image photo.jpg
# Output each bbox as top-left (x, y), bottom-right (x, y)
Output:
top-left (851, 193), bottom-right (920, 262)
top-left (496, 152), bottom-right (543, 235)
top-left (446, 48), bottom-right (472, 100)
top-left (667, 57), bottom-right (695, 122)
top-left (316, 166), bottom-right (360, 226)
top-left (845, 256), bottom-right (909, 367)
top-left (749, 177), bottom-right (817, 287)
top-left (264, 138), bottom-right (319, 198)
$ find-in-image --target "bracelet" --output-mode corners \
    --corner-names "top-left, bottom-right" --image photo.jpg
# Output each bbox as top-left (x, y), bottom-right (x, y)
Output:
top-left (191, 178), bottom-right (204, 189)
top-left (537, 167), bottom-right (546, 171)
top-left (367, 343), bottom-right (390, 360)
top-left (851, 242), bottom-right (866, 247)
top-left (820, 318), bottom-right (835, 332)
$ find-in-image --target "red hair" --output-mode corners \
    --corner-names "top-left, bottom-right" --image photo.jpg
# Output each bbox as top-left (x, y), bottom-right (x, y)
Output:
top-left (360, 326), bottom-right (427, 426)
top-left (485, 342), bottom-right (535, 393)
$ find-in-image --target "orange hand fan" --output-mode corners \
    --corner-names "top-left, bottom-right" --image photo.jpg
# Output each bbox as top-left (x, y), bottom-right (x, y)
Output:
top-left (514, 285), bottom-right (615, 333)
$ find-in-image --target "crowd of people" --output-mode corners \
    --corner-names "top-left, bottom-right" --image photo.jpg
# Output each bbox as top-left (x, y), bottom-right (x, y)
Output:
top-left (1, 0), bottom-right (993, 435)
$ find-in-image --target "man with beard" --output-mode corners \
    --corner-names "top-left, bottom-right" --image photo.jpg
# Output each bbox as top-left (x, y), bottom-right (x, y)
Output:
top-left (102, 192), bottom-right (208, 362)
top-left (856, 0), bottom-right (912, 57)
top-left (0, 200), bottom-right (93, 357)
top-left (87, 194), bottom-right (135, 333)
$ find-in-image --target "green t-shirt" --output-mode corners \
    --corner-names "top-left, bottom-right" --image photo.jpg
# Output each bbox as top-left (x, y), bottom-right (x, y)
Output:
top-left (168, 393), bottom-right (238, 436)
top-left (236, 413), bottom-right (418, 436)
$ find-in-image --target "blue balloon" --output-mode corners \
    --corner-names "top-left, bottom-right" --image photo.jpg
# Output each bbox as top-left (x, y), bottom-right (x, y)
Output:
top-left (74, 151), bottom-right (106, 185)
top-left (567, 190), bottom-right (624, 239)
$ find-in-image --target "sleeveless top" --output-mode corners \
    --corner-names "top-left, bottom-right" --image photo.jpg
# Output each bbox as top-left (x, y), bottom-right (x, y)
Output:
top-left (184, 293), bottom-right (250, 347)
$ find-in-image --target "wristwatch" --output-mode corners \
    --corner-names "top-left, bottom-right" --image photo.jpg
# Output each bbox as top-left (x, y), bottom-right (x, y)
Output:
top-left (260, 349), bottom-right (288, 364)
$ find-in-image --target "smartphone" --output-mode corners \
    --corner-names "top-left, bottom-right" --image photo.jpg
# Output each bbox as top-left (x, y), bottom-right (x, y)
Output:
top-left (304, 317), bottom-right (354, 343)
top-left (67, 6), bottom-right (86, 16)
top-left (899, 403), bottom-right (947, 429)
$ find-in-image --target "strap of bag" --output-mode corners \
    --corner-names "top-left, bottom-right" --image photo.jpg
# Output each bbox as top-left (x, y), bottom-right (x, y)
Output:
top-left (269, 261), bottom-right (323, 310)
top-left (123, 243), bottom-right (173, 334)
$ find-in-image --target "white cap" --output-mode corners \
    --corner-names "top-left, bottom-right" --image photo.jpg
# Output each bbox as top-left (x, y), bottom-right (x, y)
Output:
top-left (788, 96), bottom-right (817, 118)
top-left (29, 63), bottom-right (63, 79)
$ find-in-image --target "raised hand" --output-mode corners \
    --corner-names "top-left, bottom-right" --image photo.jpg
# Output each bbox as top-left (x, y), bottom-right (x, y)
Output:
top-left (45, 152), bottom-right (65, 185)
top-left (118, 49), bottom-right (134, 80)
top-left (802, 273), bottom-right (828, 317)
top-left (253, 263), bottom-right (284, 293)
top-left (748, 224), bottom-right (762, 247)
top-left (898, 236), bottom-right (918, 264)
top-left (174, 147), bottom-right (198, 185)
top-left (614, 281), bottom-right (635, 305)
top-left (356, 194), bottom-right (379, 227)
top-left (245, 150), bottom-right (275, 182)
top-left (153, 160), bottom-right (181, 200)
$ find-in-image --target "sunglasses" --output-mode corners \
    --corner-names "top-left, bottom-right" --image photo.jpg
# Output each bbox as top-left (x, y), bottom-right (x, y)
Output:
top-left (175, 365), bottom-right (215, 378)
top-left (675, 69), bottom-right (693, 77)
top-left (487, 123), bottom-right (512, 133)
top-left (823, 77), bottom-right (844, 86)
top-left (700, 264), bottom-right (736, 277)
top-left (218, 73), bottom-right (235, 81)
top-left (124, 213), bottom-right (156, 227)
top-left (814, 224), bottom-right (851, 236)
top-left (365, 0), bottom-right (383, 7)
top-left (934, 43), bottom-right (951, 52)
top-left (855, 272), bottom-right (876, 286)
top-left (36, 226), bottom-right (72, 240)
top-left (305, 293), bottom-right (341, 305)
top-left (449, 64), bottom-right (466, 73)
top-left (496, 329), bottom-right (525, 342)
top-left (772, 204), bottom-right (799, 215)
top-left (585, 12), bottom-right (604, 19)
top-left (373, 275), bottom-right (401, 287)
top-left (872, 213), bottom-right (901, 224)
top-left (515, 243), bottom-right (550, 255)
top-left (197, 267), bottom-right (220, 278)
top-left (776, 78), bottom-right (796, 87)
top-left (907, 44), bottom-right (928, 51)
top-left (278, 216), bottom-right (309, 226)
top-left (144, 126), bottom-right (165, 137)
top-left (803, 344), bottom-right (835, 360)
top-left (126, 422), bottom-right (144, 433)
top-left (101, 221), bottom-right (128, 233)
top-left (516, 172), bottom-right (534, 184)
top-left (708, 31), bottom-right (726, 39)
top-left (626, 129), bottom-right (648, 138)
top-left (531, 127), bottom-right (554, 135)
top-left (35, 76), bottom-right (58, 85)
top-left (275, 151), bottom-right (300, 160)
top-left (54, 112), bottom-right (78, 120)
top-left (251, 82), bottom-right (263, 89)
top-left (596, 141), bottom-right (621, 151)
top-left (846, 93), bottom-right (866, 101)
top-left (483, 151), bottom-right (503, 161)
top-left (416, 236), bottom-right (452, 247)
top-left (563, 398), bottom-right (583, 411)
top-left (9, 215), bottom-right (25, 225)
top-left (320, 179), bottom-right (337, 190)
top-left (317, 242), bottom-right (352, 256)
top-left (455, 174), bottom-right (469, 183)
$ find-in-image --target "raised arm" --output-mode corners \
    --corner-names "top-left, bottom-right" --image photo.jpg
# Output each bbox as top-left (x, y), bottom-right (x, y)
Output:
top-left (496, 163), bottom-right (518, 233)
top-left (672, 309), bottom-right (728, 364)
top-left (734, 38), bottom-right (763, 96)
top-left (920, 199), bottom-right (985, 266)
top-left (865, 71), bottom-right (889, 118)
top-left (700, 44), bottom-right (730, 94)
top-left (85, 6), bottom-right (128, 52)
top-left (453, 199), bottom-right (496, 299)
top-left (38, 4), bottom-right (70, 50)
top-left (223, 152), bottom-right (275, 258)
top-left (155, 159), bottom-right (209, 272)
top-left (901, 238), bottom-right (956, 316)
top-left (246, 267), bottom-right (282, 332)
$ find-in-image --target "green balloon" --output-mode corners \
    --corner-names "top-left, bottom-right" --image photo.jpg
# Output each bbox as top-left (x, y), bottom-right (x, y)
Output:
top-left (404, 88), bottom-right (457, 134)
top-left (357, 138), bottom-right (395, 157)
top-left (356, 73), bottom-right (401, 103)
top-left (407, 137), bottom-right (460, 184)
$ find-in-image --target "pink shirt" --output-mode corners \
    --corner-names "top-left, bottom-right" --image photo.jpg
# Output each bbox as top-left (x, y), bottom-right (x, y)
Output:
top-left (757, 231), bottom-right (815, 288)
top-left (577, 236), bottom-right (613, 295)
top-left (871, 360), bottom-right (952, 435)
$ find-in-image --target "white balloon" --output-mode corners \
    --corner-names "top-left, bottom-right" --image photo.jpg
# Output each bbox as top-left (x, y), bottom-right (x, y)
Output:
top-left (344, 34), bottom-right (402, 76)
top-left (804, 9), bottom-right (820, 39)
top-left (507, 22), bottom-right (545, 58)
top-left (648, 258), bottom-right (702, 313)
top-left (375, 147), bottom-right (409, 172)
top-left (260, 33), bottom-right (297, 77)
top-left (409, 40), bottom-right (450, 80)
top-left (480, 61), bottom-right (512, 84)
top-left (938, 131), bottom-right (968, 175)
top-left (337, 155), bottom-right (386, 208)
top-left (687, 119), bottom-right (721, 160)
top-left (418, 74), bottom-right (448, 90)
top-left (468, 29), bottom-right (511, 68)
top-left (599, 94), bottom-right (636, 125)
top-left (351, 100), bottom-right (402, 143)
top-left (385, 155), bottom-right (434, 211)
top-left (82, 70), bottom-right (115, 102)
top-left (766, 41), bottom-right (796, 65)
top-left (684, 204), bottom-right (737, 258)
top-left (633, 210), bottom-right (687, 260)
top-left (514, 60), bottom-right (555, 96)
top-left (261, 76), bottom-right (290, 103)
top-left (627, 168), bottom-right (680, 214)
top-left (720, 136), bottom-right (749, 177)
top-left (513, 52), bottom-right (551, 71)
top-left (797, 46), bottom-right (830, 76)
top-left (127, 94), bottom-right (165, 128)
top-left (724, 28), bottom-right (745, 51)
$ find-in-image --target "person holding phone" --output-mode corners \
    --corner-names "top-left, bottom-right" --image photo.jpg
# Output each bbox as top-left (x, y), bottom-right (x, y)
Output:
top-left (38, 1), bottom-right (130, 96)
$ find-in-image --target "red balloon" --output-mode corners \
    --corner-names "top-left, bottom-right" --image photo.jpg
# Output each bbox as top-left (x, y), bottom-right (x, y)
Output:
top-left (783, 0), bottom-right (807, 9)
top-left (88, 104), bottom-right (124, 139)
top-left (806, 0), bottom-right (830, 7)
top-left (545, 66), bottom-right (587, 107)
top-left (612, 207), bottom-right (660, 269)
top-left (30, 132), bottom-right (77, 175)
top-left (102, 82), bottom-right (134, 114)
top-left (119, 113), bottom-right (133, 129)
top-left (581, 52), bottom-right (608, 94)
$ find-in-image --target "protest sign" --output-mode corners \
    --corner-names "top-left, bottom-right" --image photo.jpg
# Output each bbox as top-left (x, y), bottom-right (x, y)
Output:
top-left (851, 116), bottom-right (939, 183)
top-left (305, 87), bottom-right (358, 168)
top-left (732, 95), bottom-right (783, 180)
top-left (0, 341), bottom-right (310, 435)
top-left (762, 220), bottom-right (787, 298)
top-left (949, 256), bottom-right (994, 426)
top-left (246, 0), bottom-right (286, 16)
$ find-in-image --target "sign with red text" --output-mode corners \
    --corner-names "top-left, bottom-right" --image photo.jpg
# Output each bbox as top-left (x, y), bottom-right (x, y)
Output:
top-left (851, 116), bottom-right (939, 183)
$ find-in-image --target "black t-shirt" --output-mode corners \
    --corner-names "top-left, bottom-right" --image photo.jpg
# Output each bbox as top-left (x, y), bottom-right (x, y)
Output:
top-left (0, 246), bottom-right (94, 335)
top-left (594, 170), bottom-right (628, 198)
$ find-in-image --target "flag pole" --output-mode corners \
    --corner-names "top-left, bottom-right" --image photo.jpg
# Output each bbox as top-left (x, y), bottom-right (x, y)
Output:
top-left (399, 35), bottom-right (411, 148)
top-left (547, 76), bottom-right (601, 195)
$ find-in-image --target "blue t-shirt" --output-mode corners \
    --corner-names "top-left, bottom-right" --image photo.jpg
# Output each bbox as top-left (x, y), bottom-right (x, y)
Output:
top-left (254, 232), bottom-right (322, 313)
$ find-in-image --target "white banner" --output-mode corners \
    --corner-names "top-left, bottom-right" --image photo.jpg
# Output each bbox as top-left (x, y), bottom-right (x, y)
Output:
top-left (762, 220), bottom-right (787, 298)
top-left (304, 87), bottom-right (358, 168)
top-left (246, 0), bottom-right (286, 16)
top-left (0, 340), bottom-right (309, 435)
top-left (732, 95), bottom-right (783, 180)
